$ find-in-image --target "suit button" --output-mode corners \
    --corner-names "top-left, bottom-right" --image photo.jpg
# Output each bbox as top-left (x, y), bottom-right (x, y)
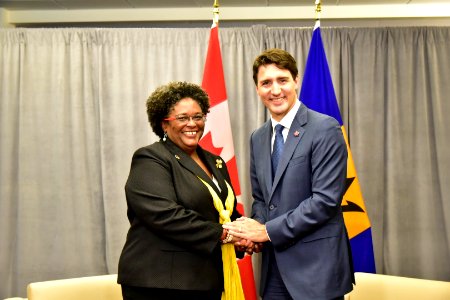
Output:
top-left (269, 205), bottom-right (275, 210)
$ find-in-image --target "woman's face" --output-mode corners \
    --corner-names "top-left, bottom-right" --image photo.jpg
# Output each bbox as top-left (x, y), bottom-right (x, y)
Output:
top-left (162, 98), bottom-right (205, 154)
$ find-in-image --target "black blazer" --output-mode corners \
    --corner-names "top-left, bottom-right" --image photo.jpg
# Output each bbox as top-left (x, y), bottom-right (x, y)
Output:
top-left (118, 138), bottom-right (241, 291)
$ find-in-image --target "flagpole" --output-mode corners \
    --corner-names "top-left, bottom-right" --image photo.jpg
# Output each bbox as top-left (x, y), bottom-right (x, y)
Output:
top-left (314, 0), bottom-right (321, 29)
top-left (302, 0), bottom-right (377, 274)
top-left (201, 1), bottom-right (258, 298)
top-left (212, 0), bottom-right (219, 27)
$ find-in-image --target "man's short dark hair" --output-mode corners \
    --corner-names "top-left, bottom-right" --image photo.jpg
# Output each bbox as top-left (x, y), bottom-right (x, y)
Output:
top-left (252, 48), bottom-right (299, 85)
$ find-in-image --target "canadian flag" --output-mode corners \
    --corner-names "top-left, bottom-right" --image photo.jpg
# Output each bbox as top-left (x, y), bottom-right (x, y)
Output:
top-left (200, 24), bottom-right (258, 300)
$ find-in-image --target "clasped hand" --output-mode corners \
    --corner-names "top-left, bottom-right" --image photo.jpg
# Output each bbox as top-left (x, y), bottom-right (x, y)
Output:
top-left (224, 217), bottom-right (268, 255)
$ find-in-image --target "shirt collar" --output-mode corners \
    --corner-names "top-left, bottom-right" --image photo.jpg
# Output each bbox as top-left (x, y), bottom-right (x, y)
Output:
top-left (271, 100), bottom-right (301, 131)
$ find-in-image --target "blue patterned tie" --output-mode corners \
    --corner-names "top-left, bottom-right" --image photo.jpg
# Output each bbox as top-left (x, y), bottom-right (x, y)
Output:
top-left (271, 124), bottom-right (284, 180)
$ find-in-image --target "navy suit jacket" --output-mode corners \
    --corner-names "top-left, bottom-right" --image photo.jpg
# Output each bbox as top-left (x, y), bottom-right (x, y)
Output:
top-left (250, 104), bottom-right (354, 299)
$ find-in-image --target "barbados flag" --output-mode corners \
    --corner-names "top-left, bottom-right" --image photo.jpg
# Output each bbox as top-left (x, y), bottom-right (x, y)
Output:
top-left (299, 22), bottom-right (376, 273)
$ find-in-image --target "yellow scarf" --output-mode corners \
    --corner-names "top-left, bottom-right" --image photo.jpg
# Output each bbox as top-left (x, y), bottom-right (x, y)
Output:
top-left (198, 177), bottom-right (245, 300)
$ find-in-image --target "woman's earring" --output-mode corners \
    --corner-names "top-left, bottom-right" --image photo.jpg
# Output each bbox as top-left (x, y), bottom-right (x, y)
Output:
top-left (163, 132), bottom-right (167, 142)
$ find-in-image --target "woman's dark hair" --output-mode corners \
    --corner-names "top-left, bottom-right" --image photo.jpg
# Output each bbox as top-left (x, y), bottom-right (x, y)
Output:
top-left (146, 81), bottom-right (210, 138)
top-left (252, 48), bottom-right (299, 85)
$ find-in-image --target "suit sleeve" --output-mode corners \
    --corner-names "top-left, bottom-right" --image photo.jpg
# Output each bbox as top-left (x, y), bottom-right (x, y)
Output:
top-left (266, 118), bottom-right (348, 249)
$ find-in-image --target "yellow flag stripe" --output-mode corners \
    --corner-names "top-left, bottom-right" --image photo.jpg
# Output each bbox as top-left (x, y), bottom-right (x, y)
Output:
top-left (341, 126), bottom-right (372, 239)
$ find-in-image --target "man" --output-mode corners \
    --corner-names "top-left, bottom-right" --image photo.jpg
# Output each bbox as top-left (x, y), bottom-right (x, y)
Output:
top-left (223, 48), bottom-right (354, 300)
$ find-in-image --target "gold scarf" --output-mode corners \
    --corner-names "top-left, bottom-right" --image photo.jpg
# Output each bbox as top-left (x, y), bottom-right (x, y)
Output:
top-left (198, 177), bottom-right (245, 300)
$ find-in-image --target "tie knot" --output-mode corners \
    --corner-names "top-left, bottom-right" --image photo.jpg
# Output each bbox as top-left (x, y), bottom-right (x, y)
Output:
top-left (275, 124), bottom-right (284, 134)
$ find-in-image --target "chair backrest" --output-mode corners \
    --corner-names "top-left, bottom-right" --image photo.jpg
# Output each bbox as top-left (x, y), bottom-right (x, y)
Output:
top-left (347, 272), bottom-right (450, 300)
top-left (27, 274), bottom-right (122, 300)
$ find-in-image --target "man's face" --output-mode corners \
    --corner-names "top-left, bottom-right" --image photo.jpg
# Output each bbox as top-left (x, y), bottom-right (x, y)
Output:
top-left (255, 63), bottom-right (299, 122)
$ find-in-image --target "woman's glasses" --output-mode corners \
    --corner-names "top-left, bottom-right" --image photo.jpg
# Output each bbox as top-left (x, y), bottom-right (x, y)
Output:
top-left (164, 113), bottom-right (206, 124)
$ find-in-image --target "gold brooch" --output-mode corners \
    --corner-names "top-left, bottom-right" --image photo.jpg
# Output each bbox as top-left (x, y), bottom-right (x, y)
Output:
top-left (175, 155), bottom-right (180, 160)
top-left (216, 159), bottom-right (223, 169)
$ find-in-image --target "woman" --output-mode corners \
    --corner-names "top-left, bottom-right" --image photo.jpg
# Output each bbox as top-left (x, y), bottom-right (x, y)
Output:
top-left (117, 81), bottom-right (246, 300)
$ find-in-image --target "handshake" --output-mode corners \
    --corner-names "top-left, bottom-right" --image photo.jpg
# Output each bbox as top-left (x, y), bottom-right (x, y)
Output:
top-left (222, 217), bottom-right (270, 255)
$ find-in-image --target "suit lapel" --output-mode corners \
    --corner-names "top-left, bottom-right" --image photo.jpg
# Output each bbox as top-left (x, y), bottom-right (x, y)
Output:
top-left (270, 105), bottom-right (308, 199)
top-left (163, 139), bottom-right (223, 197)
top-left (198, 148), bottom-right (228, 199)
top-left (260, 121), bottom-right (274, 197)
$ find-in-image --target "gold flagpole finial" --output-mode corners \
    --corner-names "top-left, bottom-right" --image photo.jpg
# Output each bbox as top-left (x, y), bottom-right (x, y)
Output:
top-left (314, 0), bottom-right (321, 29)
top-left (315, 0), bottom-right (322, 20)
top-left (213, 0), bottom-right (220, 25)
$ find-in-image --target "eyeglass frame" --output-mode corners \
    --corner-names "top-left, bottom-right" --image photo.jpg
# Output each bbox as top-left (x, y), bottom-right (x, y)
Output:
top-left (163, 113), bottom-right (207, 124)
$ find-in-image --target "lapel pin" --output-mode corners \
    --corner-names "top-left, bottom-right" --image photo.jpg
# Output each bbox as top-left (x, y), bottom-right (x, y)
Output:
top-left (175, 155), bottom-right (180, 160)
top-left (216, 159), bottom-right (223, 169)
top-left (294, 130), bottom-right (300, 137)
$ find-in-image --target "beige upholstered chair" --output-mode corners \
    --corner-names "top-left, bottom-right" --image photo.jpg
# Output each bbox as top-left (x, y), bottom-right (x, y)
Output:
top-left (27, 274), bottom-right (121, 300)
top-left (24, 271), bottom-right (450, 300)
top-left (345, 272), bottom-right (450, 300)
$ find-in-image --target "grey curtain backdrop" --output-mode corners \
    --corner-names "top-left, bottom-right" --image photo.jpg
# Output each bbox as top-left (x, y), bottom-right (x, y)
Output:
top-left (0, 26), bottom-right (449, 298)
